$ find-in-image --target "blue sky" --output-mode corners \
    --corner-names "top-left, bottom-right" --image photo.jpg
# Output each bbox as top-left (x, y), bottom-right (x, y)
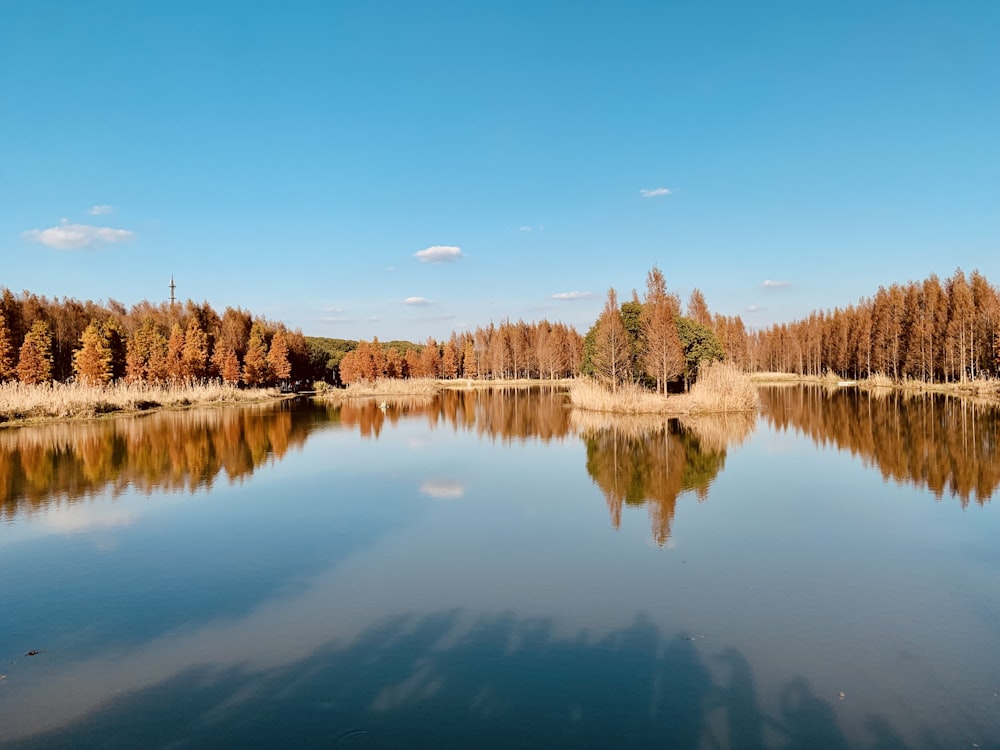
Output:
top-left (2, 1), bottom-right (997, 342)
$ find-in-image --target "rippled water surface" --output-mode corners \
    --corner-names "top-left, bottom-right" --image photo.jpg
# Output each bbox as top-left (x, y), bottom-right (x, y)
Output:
top-left (1, 387), bottom-right (998, 749)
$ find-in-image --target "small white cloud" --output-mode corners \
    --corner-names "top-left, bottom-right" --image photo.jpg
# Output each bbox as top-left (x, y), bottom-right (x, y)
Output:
top-left (386, 266), bottom-right (396, 272)
top-left (323, 306), bottom-right (345, 314)
top-left (746, 305), bottom-right (764, 313)
top-left (639, 187), bottom-right (672, 198)
top-left (420, 480), bottom-right (466, 499)
top-left (88, 204), bottom-right (114, 215)
top-left (22, 219), bottom-right (134, 250)
top-left (404, 296), bottom-right (431, 306)
top-left (760, 280), bottom-right (791, 289)
top-left (519, 226), bottom-right (533, 232)
top-left (44, 504), bottom-right (138, 535)
top-left (320, 316), bottom-right (353, 323)
top-left (552, 291), bottom-right (595, 301)
top-left (414, 245), bottom-right (464, 263)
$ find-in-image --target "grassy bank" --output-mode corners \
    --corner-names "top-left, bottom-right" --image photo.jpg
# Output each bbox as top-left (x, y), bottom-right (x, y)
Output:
top-left (568, 362), bottom-right (759, 415)
top-left (0, 381), bottom-right (278, 427)
top-left (752, 371), bottom-right (1000, 400)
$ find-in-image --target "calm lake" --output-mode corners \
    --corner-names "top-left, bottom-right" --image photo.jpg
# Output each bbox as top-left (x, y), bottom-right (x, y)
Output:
top-left (1, 387), bottom-right (998, 749)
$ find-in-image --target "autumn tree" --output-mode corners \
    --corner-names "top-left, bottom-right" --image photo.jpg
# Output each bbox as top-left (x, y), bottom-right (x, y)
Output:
top-left (16, 320), bottom-right (54, 384)
top-left (640, 266), bottom-right (685, 393)
top-left (73, 320), bottom-right (114, 385)
top-left (126, 318), bottom-right (169, 383)
top-left (591, 288), bottom-right (631, 392)
top-left (182, 317), bottom-right (210, 381)
top-left (686, 289), bottom-right (712, 328)
top-left (0, 309), bottom-right (15, 381)
top-left (268, 329), bottom-right (292, 383)
top-left (166, 322), bottom-right (187, 383)
top-left (242, 322), bottom-right (270, 386)
top-left (213, 344), bottom-right (242, 384)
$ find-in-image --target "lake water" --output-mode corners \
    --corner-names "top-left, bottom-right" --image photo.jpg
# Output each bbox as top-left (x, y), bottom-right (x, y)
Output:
top-left (1, 387), bottom-right (998, 749)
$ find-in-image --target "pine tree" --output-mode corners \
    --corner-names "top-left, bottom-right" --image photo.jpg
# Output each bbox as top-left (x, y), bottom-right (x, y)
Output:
top-left (641, 267), bottom-right (685, 393)
top-left (73, 320), bottom-right (114, 385)
top-left (167, 322), bottom-right (187, 383)
top-left (592, 288), bottom-right (630, 393)
top-left (182, 318), bottom-right (210, 381)
top-left (16, 320), bottom-right (54, 384)
top-left (241, 322), bottom-right (269, 386)
top-left (267, 330), bottom-right (292, 382)
top-left (0, 309), bottom-right (15, 381)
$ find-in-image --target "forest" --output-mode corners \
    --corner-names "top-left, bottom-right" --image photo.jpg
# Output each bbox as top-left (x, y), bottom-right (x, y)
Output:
top-left (1, 266), bottom-right (998, 391)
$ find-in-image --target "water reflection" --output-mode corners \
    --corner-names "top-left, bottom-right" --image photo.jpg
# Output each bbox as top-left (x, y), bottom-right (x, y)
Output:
top-left (328, 387), bottom-right (573, 443)
top-left (761, 386), bottom-right (1000, 506)
top-left (577, 412), bottom-right (754, 545)
top-left (0, 400), bottom-right (316, 519)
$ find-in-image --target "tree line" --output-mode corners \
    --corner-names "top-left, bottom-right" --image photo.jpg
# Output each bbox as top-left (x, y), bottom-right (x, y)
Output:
top-left (337, 320), bottom-right (584, 384)
top-left (0, 290), bottom-right (310, 387)
top-left (747, 269), bottom-right (1000, 381)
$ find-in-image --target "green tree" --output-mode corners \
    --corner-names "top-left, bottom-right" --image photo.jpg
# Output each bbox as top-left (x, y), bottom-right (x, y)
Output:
top-left (675, 317), bottom-right (724, 390)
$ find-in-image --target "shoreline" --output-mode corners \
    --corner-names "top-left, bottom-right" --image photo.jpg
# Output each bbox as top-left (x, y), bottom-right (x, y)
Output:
top-left (751, 372), bottom-right (1000, 401)
top-left (0, 382), bottom-right (285, 430)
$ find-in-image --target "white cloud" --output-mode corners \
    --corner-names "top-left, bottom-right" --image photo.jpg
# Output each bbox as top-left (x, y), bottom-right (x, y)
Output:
top-left (639, 187), bottom-right (672, 198)
top-left (319, 316), bottom-right (353, 323)
top-left (88, 204), bottom-right (114, 215)
top-left (44, 504), bottom-right (138, 535)
top-left (760, 280), bottom-right (791, 288)
top-left (323, 306), bottom-right (345, 314)
top-left (386, 266), bottom-right (396, 272)
top-left (745, 305), bottom-right (764, 313)
top-left (420, 480), bottom-right (465, 499)
top-left (22, 219), bottom-right (134, 250)
top-left (414, 245), bottom-right (464, 263)
top-left (519, 226), bottom-right (533, 232)
top-left (404, 296), bottom-right (431, 306)
top-left (552, 291), bottom-right (595, 301)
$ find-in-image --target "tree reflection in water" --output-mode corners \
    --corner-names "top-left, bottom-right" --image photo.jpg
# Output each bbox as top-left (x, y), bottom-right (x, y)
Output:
top-left (576, 411), bottom-right (755, 545)
top-left (761, 385), bottom-right (1000, 506)
top-left (0, 400), bottom-right (315, 519)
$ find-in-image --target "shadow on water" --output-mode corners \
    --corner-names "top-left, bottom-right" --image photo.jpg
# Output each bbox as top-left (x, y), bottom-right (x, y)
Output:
top-left (1, 610), bottom-right (923, 750)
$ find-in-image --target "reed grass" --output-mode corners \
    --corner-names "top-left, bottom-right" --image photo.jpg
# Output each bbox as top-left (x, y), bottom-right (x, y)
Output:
top-left (568, 362), bottom-right (759, 415)
top-left (684, 362), bottom-right (761, 413)
top-left (317, 378), bottom-right (445, 399)
top-left (0, 380), bottom-right (276, 426)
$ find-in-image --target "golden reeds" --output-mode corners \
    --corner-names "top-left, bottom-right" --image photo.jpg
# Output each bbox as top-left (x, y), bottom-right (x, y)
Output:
top-left (0, 380), bottom-right (276, 426)
top-left (568, 362), bottom-right (759, 415)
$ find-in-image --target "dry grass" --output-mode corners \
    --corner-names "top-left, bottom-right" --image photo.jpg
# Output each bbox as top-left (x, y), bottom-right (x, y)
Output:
top-left (677, 412), bottom-right (757, 452)
top-left (0, 380), bottom-right (276, 426)
top-left (684, 362), bottom-right (761, 413)
top-left (317, 378), bottom-right (444, 400)
top-left (569, 408), bottom-right (673, 438)
top-left (568, 362), bottom-right (759, 415)
top-left (567, 379), bottom-right (675, 414)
